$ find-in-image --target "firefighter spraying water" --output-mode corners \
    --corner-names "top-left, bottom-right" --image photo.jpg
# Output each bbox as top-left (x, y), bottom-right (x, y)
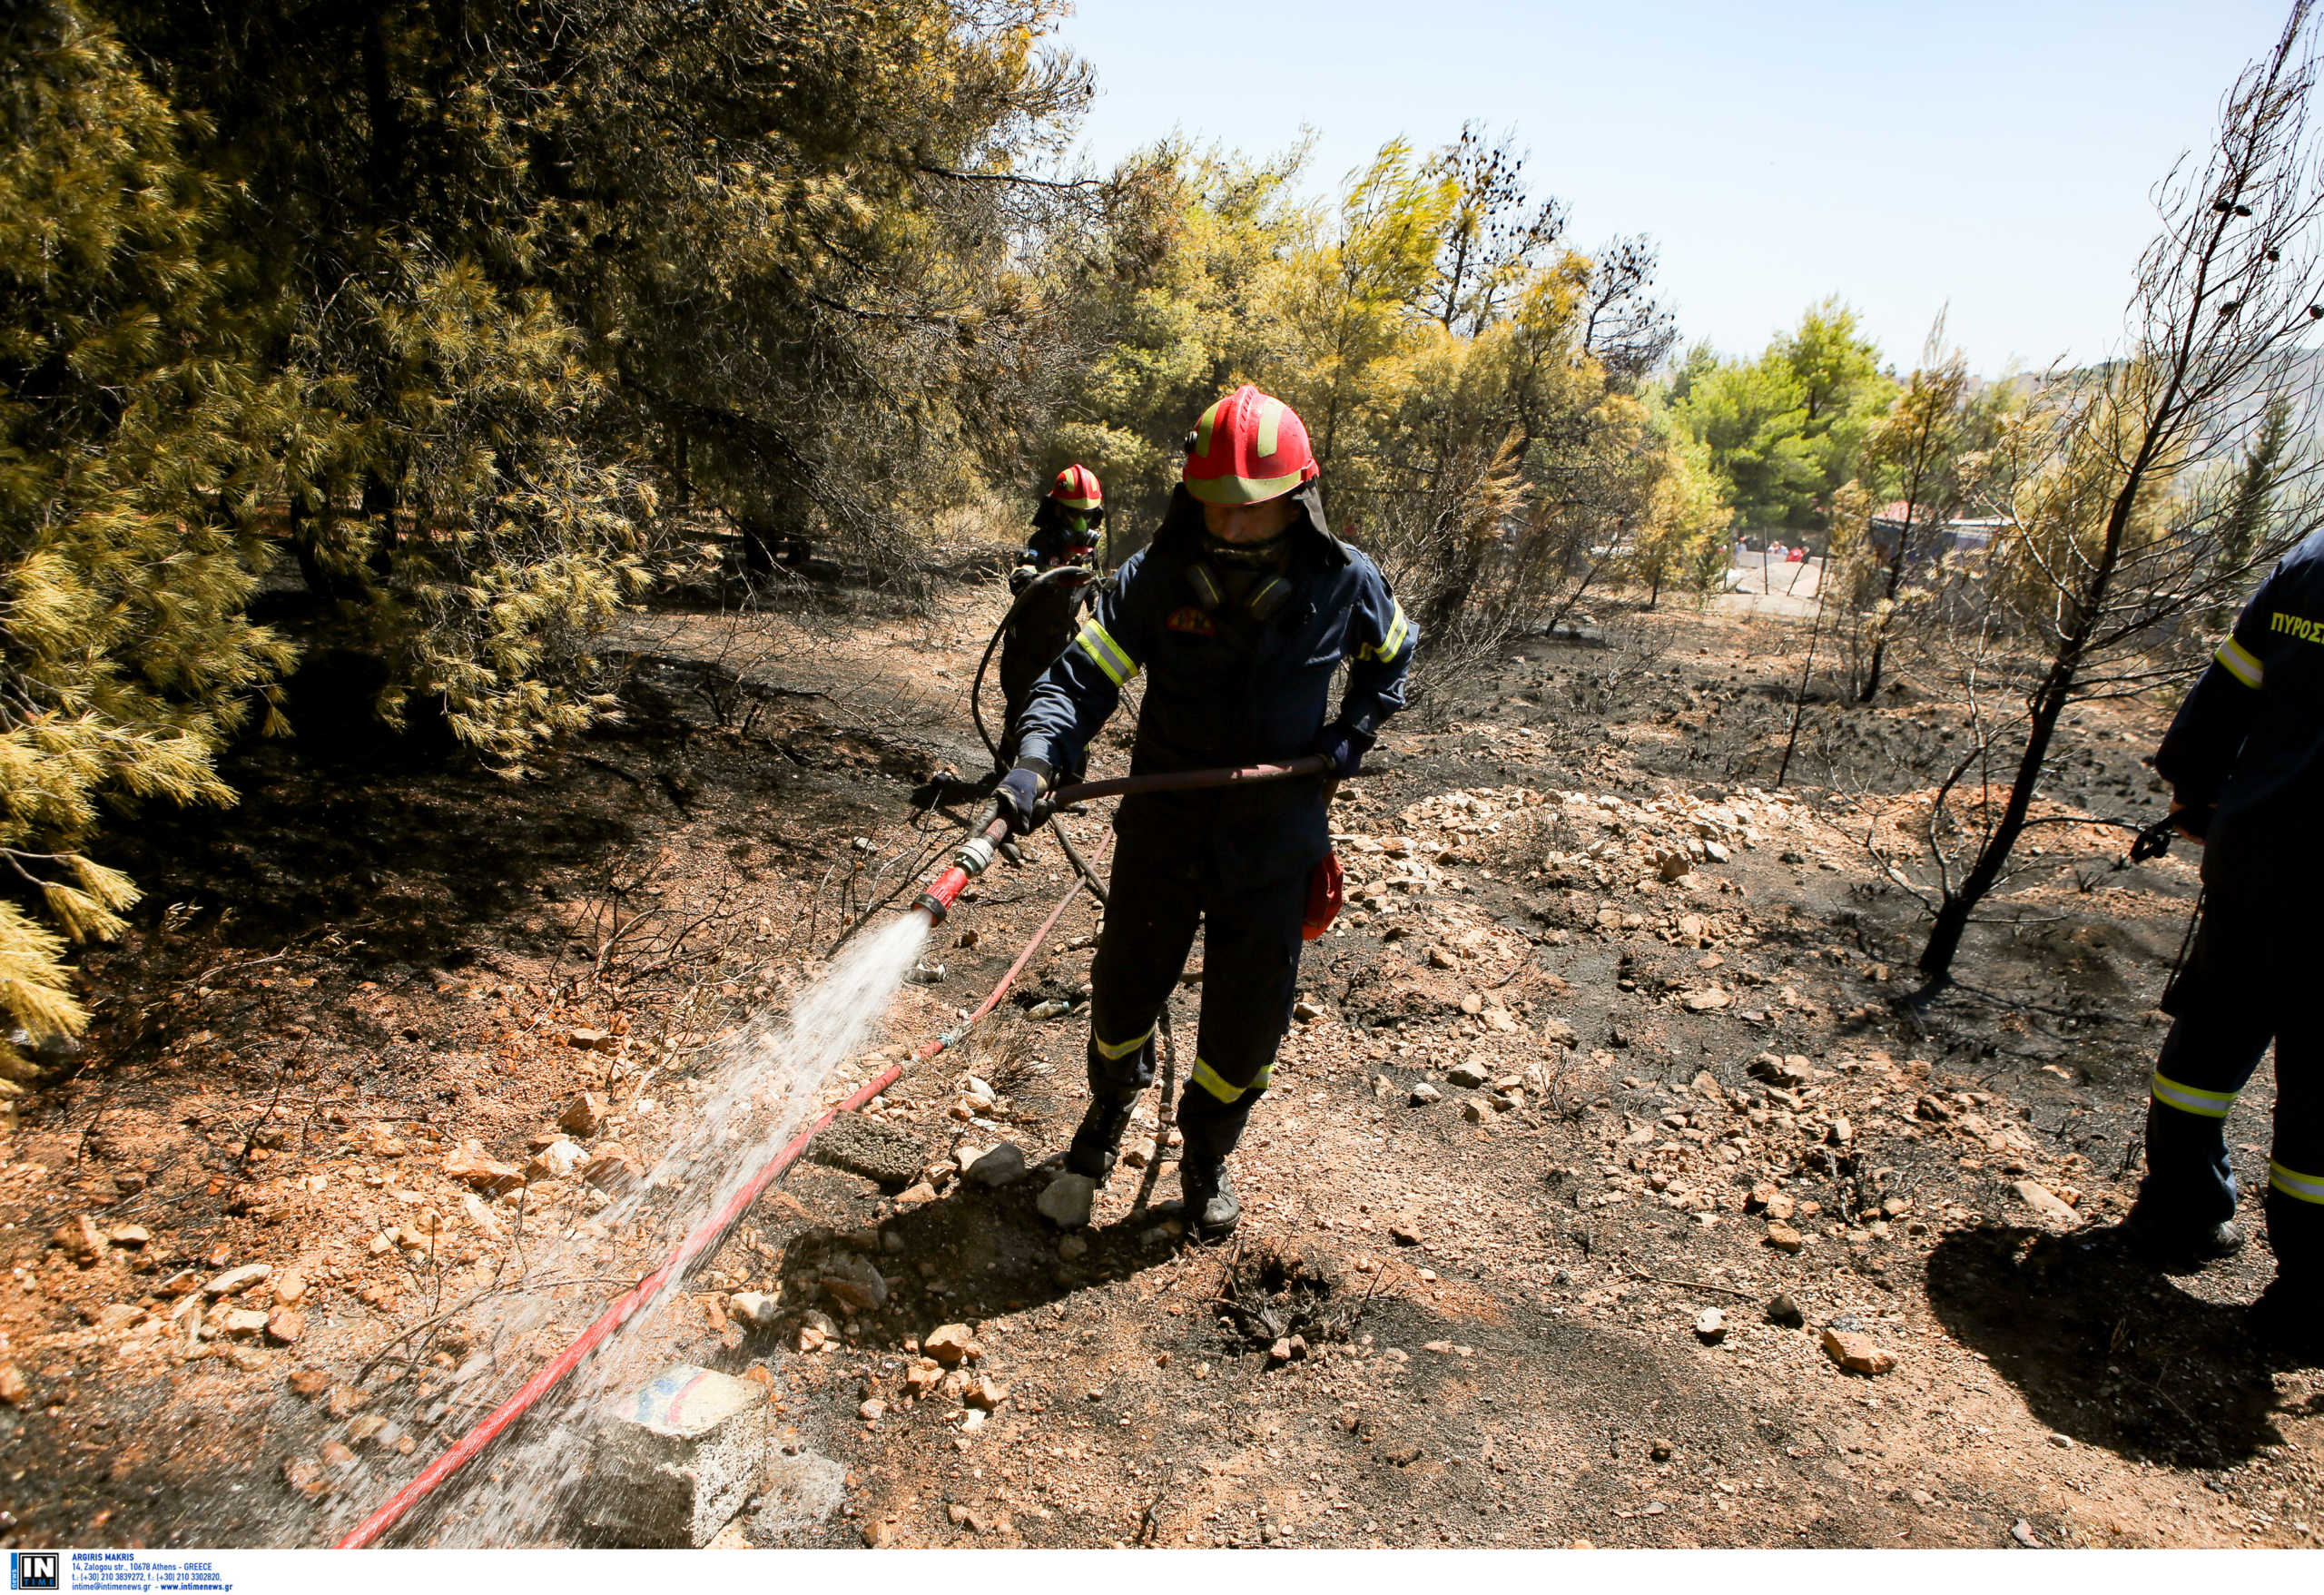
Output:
top-left (992, 384), bottom-right (1418, 1239)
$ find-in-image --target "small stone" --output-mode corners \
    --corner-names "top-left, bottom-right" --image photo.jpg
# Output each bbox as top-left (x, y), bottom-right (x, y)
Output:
top-left (323, 1384), bottom-right (370, 1420)
top-left (1679, 987), bottom-right (1731, 1012)
top-left (863, 1520), bottom-right (899, 1549)
top-left (819, 1253), bottom-right (889, 1312)
top-left (1745, 1183), bottom-right (1777, 1212)
top-left (2011, 1520), bottom-right (2043, 1549)
top-left (1428, 947), bottom-right (1457, 970)
top-left (1820, 1327), bottom-right (1896, 1375)
top-left (581, 1144), bottom-right (641, 1191)
top-left (895, 1182), bottom-right (940, 1206)
top-left (2047, 1433), bottom-right (2073, 1449)
top-left (271, 1270), bottom-right (309, 1306)
top-left (57, 1214), bottom-right (107, 1263)
top-left (963, 1373), bottom-right (1008, 1410)
top-left (1120, 1137), bottom-right (1157, 1169)
top-left (203, 1264), bottom-right (272, 1297)
top-left (1765, 1223), bottom-right (1804, 1253)
top-left (1293, 1000), bottom-right (1323, 1023)
top-left (288, 1368), bottom-right (330, 1401)
top-left (902, 1358), bottom-right (944, 1398)
top-left (1694, 1307), bottom-right (1727, 1344)
top-left (859, 1398), bottom-right (886, 1423)
top-left (1408, 1082), bottom-right (1442, 1106)
top-left (1447, 1058), bottom-right (1491, 1088)
top-left (2013, 1180), bottom-right (2077, 1224)
top-left (1268, 1338), bottom-right (1295, 1364)
top-left (1764, 1192), bottom-right (1797, 1222)
top-left (728, 1292), bottom-right (780, 1330)
top-left (524, 1139), bottom-right (586, 1182)
top-left (797, 1311), bottom-right (837, 1354)
top-left (282, 1456), bottom-right (331, 1499)
top-left (967, 1144), bottom-right (1028, 1187)
top-left (1649, 1440), bottom-right (1674, 1462)
top-left (1766, 1292), bottom-right (1805, 1327)
top-left (1389, 1215), bottom-right (1423, 1245)
top-left (1541, 1017), bottom-right (1579, 1049)
top-left (1461, 1099), bottom-right (1486, 1124)
top-left (559, 1091), bottom-right (610, 1136)
top-left (106, 1225), bottom-right (152, 1250)
top-left (95, 1303), bottom-right (143, 1333)
top-left (221, 1308), bottom-right (271, 1338)
top-left (460, 1193), bottom-right (505, 1237)
top-left (1037, 1171), bottom-right (1097, 1230)
top-left (265, 1308), bottom-right (305, 1344)
top-left (566, 1027), bottom-right (618, 1053)
top-left (0, 1364), bottom-right (26, 1405)
top-left (444, 1144), bottom-right (525, 1196)
top-left (359, 1122), bottom-right (408, 1158)
top-left (1058, 1233), bottom-right (1089, 1262)
top-left (925, 1324), bottom-right (976, 1367)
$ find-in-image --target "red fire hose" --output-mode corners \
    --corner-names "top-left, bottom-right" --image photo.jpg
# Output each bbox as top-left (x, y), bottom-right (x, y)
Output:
top-left (336, 755), bottom-right (1327, 1548)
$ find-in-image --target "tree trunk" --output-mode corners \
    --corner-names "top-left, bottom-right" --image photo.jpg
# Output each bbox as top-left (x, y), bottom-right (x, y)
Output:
top-left (1916, 665), bottom-right (2075, 985)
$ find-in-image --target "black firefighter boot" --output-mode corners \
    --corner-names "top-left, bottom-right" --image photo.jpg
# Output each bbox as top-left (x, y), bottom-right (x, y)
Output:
top-left (1167, 1087), bottom-right (1253, 1240)
top-left (1064, 1091), bottom-right (1140, 1181)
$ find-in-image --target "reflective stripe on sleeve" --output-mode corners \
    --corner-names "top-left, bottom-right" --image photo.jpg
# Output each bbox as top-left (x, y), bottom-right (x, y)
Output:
top-left (2215, 637), bottom-right (2265, 688)
top-left (2270, 1161), bottom-right (2324, 1205)
top-left (1093, 1025), bottom-right (1154, 1061)
top-left (1074, 618), bottom-right (1139, 685)
top-left (1358, 599), bottom-right (1410, 664)
top-left (1189, 1058), bottom-right (1273, 1104)
top-left (2151, 1070), bottom-right (2239, 1118)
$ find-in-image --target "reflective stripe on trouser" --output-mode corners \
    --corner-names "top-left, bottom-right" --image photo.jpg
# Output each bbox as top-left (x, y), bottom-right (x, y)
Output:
top-left (1081, 828), bottom-right (1307, 1167)
top-left (2141, 882), bottom-right (2324, 1277)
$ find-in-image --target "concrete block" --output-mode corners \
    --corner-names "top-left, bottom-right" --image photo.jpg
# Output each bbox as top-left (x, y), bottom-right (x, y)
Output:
top-left (582, 1363), bottom-right (768, 1546)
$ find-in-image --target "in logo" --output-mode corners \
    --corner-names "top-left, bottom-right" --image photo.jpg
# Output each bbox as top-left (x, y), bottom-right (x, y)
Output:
top-left (10, 1552), bottom-right (57, 1591)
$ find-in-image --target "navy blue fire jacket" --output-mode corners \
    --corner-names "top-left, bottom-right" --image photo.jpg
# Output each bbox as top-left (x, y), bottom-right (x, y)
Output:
top-left (1015, 482), bottom-right (1417, 885)
top-left (2156, 526), bottom-right (2324, 891)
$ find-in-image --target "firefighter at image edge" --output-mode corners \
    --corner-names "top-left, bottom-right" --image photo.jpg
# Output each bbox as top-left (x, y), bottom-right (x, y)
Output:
top-left (991, 384), bottom-right (1417, 1239)
top-left (2138, 524), bottom-right (2324, 1356)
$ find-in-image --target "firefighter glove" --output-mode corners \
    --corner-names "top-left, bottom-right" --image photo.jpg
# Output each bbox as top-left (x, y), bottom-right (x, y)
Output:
top-left (994, 758), bottom-right (1053, 837)
top-left (1316, 722), bottom-right (1372, 782)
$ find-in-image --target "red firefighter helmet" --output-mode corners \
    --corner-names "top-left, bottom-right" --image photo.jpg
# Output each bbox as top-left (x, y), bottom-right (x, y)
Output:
top-left (1181, 385), bottom-right (1319, 505)
top-left (1048, 464), bottom-right (1103, 512)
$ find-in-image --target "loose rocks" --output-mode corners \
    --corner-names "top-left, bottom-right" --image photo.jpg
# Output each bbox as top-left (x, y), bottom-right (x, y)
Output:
top-left (966, 1144), bottom-right (1028, 1187)
top-left (924, 1324), bottom-right (977, 1367)
top-left (1037, 1172), bottom-right (1097, 1230)
top-left (1694, 1307), bottom-right (1727, 1344)
top-left (1820, 1327), bottom-right (1896, 1376)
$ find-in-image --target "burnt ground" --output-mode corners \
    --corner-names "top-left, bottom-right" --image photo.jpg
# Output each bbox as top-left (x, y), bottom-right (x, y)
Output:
top-left (0, 574), bottom-right (2319, 1551)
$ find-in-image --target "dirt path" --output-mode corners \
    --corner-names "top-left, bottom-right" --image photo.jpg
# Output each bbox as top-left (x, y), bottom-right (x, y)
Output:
top-left (1, 578), bottom-right (2317, 1550)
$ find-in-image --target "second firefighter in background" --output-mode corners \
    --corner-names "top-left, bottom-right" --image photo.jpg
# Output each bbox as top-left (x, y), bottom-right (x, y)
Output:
top-left (995, 385), bottom-right (1417, 1236)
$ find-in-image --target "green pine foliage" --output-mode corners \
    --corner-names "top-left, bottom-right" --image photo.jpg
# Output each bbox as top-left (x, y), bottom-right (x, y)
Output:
top-left (0, 1), bottom-right (295, 1079)
top-left (1, 0), bottom-right (1093, 1079)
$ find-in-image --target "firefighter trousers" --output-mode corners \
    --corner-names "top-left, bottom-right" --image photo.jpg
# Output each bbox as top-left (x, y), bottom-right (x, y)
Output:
top-left (1080, 830), bottom-right (1309, 1172)
top-left (2143, 881), bottom-right (2324, 1279)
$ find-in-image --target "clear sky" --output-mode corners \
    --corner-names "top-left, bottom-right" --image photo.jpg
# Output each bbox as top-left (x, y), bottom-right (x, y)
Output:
top-left (1049, 0), bottom-right (2293, 377)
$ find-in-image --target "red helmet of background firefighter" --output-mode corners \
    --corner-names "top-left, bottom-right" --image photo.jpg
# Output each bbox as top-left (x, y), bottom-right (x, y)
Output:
top-left (1011, 465), bottom-right (1106, 594)
top-left (996, 466), bottom-right (1108, 772)
top-left (993, 386), bottom-right (1419, 1238)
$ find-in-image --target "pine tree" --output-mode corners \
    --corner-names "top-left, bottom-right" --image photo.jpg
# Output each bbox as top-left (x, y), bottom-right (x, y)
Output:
top-left (0, 1), bottom-right (295, 1088)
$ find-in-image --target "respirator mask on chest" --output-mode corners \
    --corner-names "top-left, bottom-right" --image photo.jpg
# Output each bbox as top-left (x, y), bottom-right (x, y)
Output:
top-left (1187, 533), bottom-right (1295, 622)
